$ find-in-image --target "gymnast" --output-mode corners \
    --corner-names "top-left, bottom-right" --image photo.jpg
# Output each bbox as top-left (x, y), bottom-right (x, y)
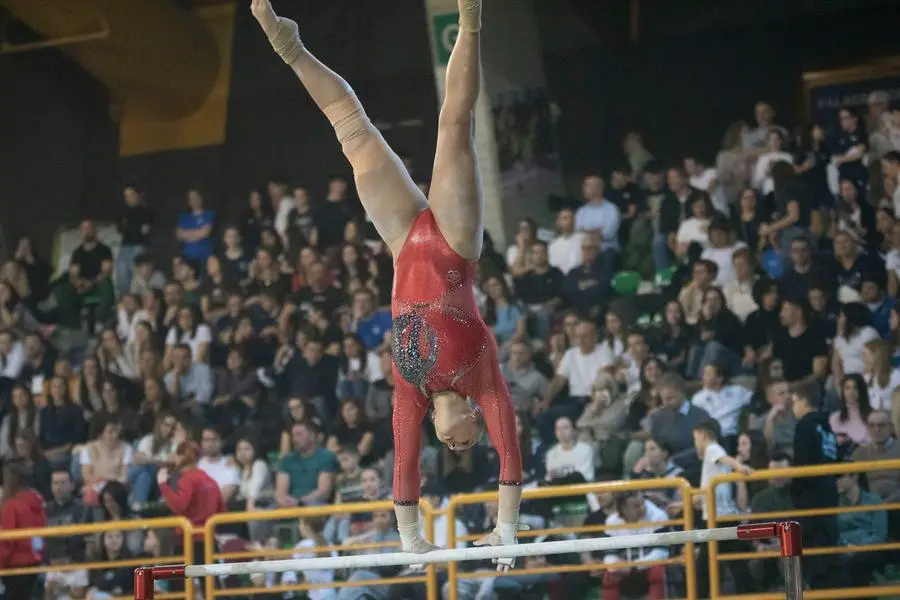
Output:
top-left (250, 0), bottom-right (523, 569)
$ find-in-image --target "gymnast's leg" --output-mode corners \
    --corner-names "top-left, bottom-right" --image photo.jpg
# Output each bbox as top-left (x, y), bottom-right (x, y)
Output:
top-left (427, 0), bottom-right (484, 261)
top-left (250, 0), bottom-right (424, 253)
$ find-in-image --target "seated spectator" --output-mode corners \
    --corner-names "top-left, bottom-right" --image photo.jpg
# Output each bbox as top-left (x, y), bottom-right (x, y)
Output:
top-left (601, 491), bottom-right (670, 600)
top-left (722, 248), bottom-right (758, 322)
top-left (12, 236), bottom-right (51, 306)
top-left (771, 296), bottom-right (828, 391)
top-left (752, 132), bottom-right (793, 195)
top-left (212, 347), bottom-right (260, 434)
top-left (15, 429), bottom-right (52, 501)
top-left (833, 303), bottom-right (880, 381)
top-left (547, 207), bottom-right (584, 275)
top-left (46, 469), bottom-right (91, 529)
top-left (513, 240), bottom-right (564, 341)
top-left (678, 259), bottom-right (717, 326)
top-left (691, 363), bottom-right (752, 444)
top-left (502, 341), bottom-right (549, 414)
top-left (836, 470), bottom-right (888, 586)
top-left (270, 517), bottom-right (337, 600)
top-left (655, 301), bottom-right (692, 372)
top-left (576, 372), bottom-right (629, 457)
top-left (482, 275), bottom-right (527, 359)
top-left (80, 416), bottom-right (132, 504)
top-left (749, 453), bottom-right (793, 514)
top-left (57, 220), bottom-right (115, 332)
top-left (830, 374), bottom-right (873, 447)
top-left (96, 327), bottom-right (137, 386)
top-left (0, 328), bottom-right (25, 392)
top-left (732, 187), bottom-right (764, 254)
top-left (574, 174), bottom-right (621, 266)
top-left (326, 397), bottom-right (376, 466)
top-left (651, 373), bottom-right (710, 466)
top-left (599, 310), bottom-right (627, 363)
top-left (93, 380), bottom-right (140, 443)
top-left (18, 332), bottom-right (55, 389)
top-left (163, 344), bottom-right (214, 421)
top-left (736, 430), bottom-right (770, 497)
top-left (137, 377), bottom-right (174, 435)
top-left (0, 461), bottom-right (46, 597)
top-left (198, 427), bottom-right (240, 504)
top-left (833, 232), bottom-right (882, 296)
top-left (861, 274), bottom-right (895, 340)
top-left (39, 375), bottom-right (86, 467)
top-left (164, 305), bottom-right (212, 366)
top-left (741, 278), bottom-right (782, 370)
top-left (686, 287), bottom-right (743, 379)
top-left (174, 257), bottom-right (203, 307)
top-left (631, 438), bottom-right (683, 511)
top-left (537, 320), bottom-right (613, 444)
top-left (751, 378), bottom-right (797, 456)
top-left (97, 481), bottom-right (144, 556)
top-left (273, 338), bottom-right (340, 424)
top-left (275, 421), bottom-right (337, 508)
top-left (130, 253), bottom-right (166, 297)
top-left (278, 398), bottom-right (321, 457)
top-left (564, 233), bottom-right (610, 319)
top-left (506, 217), bottom-right (539, 277)
top-left (676, 196), bottom-right (714, 257)
top-left (234, 435), bottom-right (271, 512)
top-left (778, 237), bottom-right (823, 302)
top-left (852, 410), bottom-right (900, 501)
top-left (348, 289), bottom-right (391, 351)
top-left (0, 384), bottom-right (39, 460)
top-left (621, 357), bottom-right (666, 474)
top-left (436, 443), bottom-right (493, 493)
top-left (336, 334), bottom-right (378, 401)
top-left (44, 541), bottom-right (89, 600)
top-left (130, 412), bottom-right (181, 507)
top-left (514, 412), bottom-right (545, 485)
top-left (545, 416), bottom-right (594, 484)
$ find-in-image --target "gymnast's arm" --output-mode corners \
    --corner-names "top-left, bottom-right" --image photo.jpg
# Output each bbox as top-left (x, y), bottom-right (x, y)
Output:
top-left (479, 381), bottom-right (524, 543)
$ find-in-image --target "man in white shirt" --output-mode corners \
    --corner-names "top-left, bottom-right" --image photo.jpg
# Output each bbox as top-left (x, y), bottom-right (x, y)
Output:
top-left (691, 363), bottom-right (752, 443)
top-left (0, 329), bottom-right (24, 383)
top-left (547, 207), bottom-right (585, 275)
top-left (198, 426), bottom-right (240, 502)
top-left (684, 155), bottom-right (718, 196)
top-left (535, 320), bottom-right (614, 443)
top-left (545, 416), bottom-right (595, 483)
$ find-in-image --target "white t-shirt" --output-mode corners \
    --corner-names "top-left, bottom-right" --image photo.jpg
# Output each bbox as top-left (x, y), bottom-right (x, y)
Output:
top-left (701, 242), bottom-right (746, 285)
top-left (753, 151), bottom-right (794, 195)
top-left (557, 345), bottom-right (615, 397)
top-left (886, 249), bottom-right (900, 281)
top-left (80, 443), bottom-right (134, 492)
top-left (198, 455), bottom-right (240, 491)
top-left (548, 232), bottom-right (585, 275)
top-left (690, 168), bottom-right (718, 193)
top-left (676, 218), bottom-right (711, 248)
top-left (545, 441), bottom-right (595, 482)
top-left (136, 435), bottom-right (177, 462)
top-left (700, 442), bottom-right (740, 520)
top-left (867, 370), bottom-right (900, 411)
top-left (691, 385), bottom-right (752, 437)
top-left (834, 327), bottom-right (880, 374)
top-left (165, 324), bottom-right (213, 360)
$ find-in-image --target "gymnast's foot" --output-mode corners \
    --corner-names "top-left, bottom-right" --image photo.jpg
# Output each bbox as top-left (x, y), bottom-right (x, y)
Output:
top-left (250, 0), bottom-right (303, 64)
top-left (458, 0), bottom-right (482, 32)
top-left (403, 537), bottom-right (441, 554)
top-left (250, 0), bottom-right (278, 37)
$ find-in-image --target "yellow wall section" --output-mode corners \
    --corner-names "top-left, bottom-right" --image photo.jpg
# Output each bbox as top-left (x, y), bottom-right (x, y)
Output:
top-left (119, 2), bottom-right (236, 156)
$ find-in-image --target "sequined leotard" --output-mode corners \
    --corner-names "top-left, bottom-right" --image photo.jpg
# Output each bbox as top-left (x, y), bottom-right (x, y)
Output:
top-left (391, 209), bottom-right (522, 504)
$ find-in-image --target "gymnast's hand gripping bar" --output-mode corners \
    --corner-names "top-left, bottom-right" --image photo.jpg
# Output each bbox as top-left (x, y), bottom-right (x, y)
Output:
top-left (134, 521), bottom-right (803, 600)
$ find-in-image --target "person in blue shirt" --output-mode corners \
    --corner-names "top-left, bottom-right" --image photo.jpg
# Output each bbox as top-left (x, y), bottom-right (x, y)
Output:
top-left (349, 289), bottom-right (391, 350)
top-left (861, 274), bottom-right (895, 340)
top-left (176, 189), bottom-right (215, 265)
top-left (482, 275), bottom-right (526, 359)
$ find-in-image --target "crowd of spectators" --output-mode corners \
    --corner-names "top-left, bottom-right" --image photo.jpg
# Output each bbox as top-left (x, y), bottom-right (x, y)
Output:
top-left (0, 92), bottom-right (900, 599)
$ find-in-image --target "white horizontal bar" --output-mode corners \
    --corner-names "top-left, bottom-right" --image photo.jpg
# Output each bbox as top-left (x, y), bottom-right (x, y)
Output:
top-left (183, 526), bottom-right (740, 578)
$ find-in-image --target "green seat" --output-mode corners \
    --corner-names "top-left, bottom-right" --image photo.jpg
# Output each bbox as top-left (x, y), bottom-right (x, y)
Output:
top-left (654, 266), bottom-right (676, 287)
top-left (612, 271), bottom-right (642, 296)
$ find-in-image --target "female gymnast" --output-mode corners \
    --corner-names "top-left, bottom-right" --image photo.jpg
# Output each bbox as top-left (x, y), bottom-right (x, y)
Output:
top-left (250, 0), bottom-right (523, 569)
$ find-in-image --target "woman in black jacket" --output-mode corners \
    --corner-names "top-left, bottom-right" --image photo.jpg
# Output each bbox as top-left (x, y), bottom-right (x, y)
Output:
top-left (686, 287), bottom-right (744, 379)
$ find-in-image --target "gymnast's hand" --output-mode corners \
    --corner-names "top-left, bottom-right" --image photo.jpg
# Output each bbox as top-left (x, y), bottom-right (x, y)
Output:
top-left (473, 524), bottom-right (529, 572)
top-left (250, 0), bottom-right (278, 37)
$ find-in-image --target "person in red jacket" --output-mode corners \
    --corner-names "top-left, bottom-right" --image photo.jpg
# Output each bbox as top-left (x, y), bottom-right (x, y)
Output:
top-left (0, 459), bottom-right (47, 599)
top-left (157, 440), bottom-right (225, 562)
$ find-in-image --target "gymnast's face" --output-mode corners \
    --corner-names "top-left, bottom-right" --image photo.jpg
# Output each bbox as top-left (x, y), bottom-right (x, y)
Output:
top-left (432, 392), bottom-right (483, 451)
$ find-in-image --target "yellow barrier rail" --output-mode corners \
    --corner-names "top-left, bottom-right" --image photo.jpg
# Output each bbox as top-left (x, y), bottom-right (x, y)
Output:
top-left (445, 478), bottom-right (695, 600)
top-left (0, 516), bottom-right (194, 600)
top-left (203, 499), bottom-right (438, 600)
top-left (707, 458), bottom-right (900, 599)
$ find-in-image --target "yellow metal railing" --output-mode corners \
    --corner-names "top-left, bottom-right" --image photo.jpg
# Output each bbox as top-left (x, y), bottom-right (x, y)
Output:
top-left (706, 458), bottom-right (900, 600)
top-left (203, 499), bottom-right (438, 600)
top-left (445, 478), bottom-right (695, 600)
top-left (0, 516), bottom-right (194, 600)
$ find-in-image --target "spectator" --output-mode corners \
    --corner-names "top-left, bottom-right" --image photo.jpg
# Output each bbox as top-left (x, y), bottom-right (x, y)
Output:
top-left (275, 421), bottom-right (338, 507)
top-left (548, 207), bottom-right (585, 275)
top-left (0, 384), bottom-right (39, 460)
top-left (482, 275), bottom-right (526, 358)
top-left (829, 374), bottom-right (872, 447)
top-left (861, 274), bottom-right (894, 339)
top-left (545, 416), bottom-right (594, 484)
top-left (685, 154), bottom-right (718, 196)
top-left (852, 410), bottom-right (900, 501)
top-left (675, 195), bottom-right (714, 257)
top-left (716, 122), bottom-right (751, 212)
top-left (772, 296), bottom-right (828, 390)
top-left (863, 338), bottom-right (900, 411)
top-left (722, 247), bottom-right (758, 321)
top-left (731, 187), bottom-right (764, 254)
top-left (45, 469), bottom-right (90, 529)
top-left (778, 237), bottom-right (822, 301)
top-left (164, 305), bottom-right (212, 366)
top-left (0, 460), bottom-right (46, 598)
top-left (835, 179), bottom-right (876, 248)
top-left (834, 107), bottom-right (869, 193)
top-left (326, 397), bottom-right (376, 466)
top-left (164, 344), bottom-right (214, 421)
top-left (234, 435), bottom-right (271, 512)
top-left (513, 240), bottom-right (564, 341)
top-left (752, 132), bottom-right (793, 195)
top-left (11, 237), bottom-right (51, 307)
top-left (130, 412), bottom-right (180, 507)
top-left (563, 233), bottom-right (610, 318)
top-left (836, 469), bottom-right (888, 586)
top-left (502, 341), bottom-right (549, 414)
top-left (158, 440), bottom-right (226, 561)
top-left (39, 376), bottom-right (86, 468)
top-left (130, 253), bottom-right (166, 297)
top-left (212, 347), bottom-right (260, 434)
top-left (659, 167), bottom-right (708, 265)
top-left (678, 259), bottom-right (716, 326)
top-left (176, 189), bottom-right (216, 265)
top-left (506, 218), bottom-right (539, 277)
top-left (575, 175), bottom-right (621, 259)
top-left (631, 438), bottom-right (684, 510)
top-left (116, 185), bottom-right (153, 296)
top-left (600, 491), bottom-right (669, 600)
top-left (0, 329), bottom-right (25, 391)
top-left (762, 161), bottom-right (813, 257)
top-left (690, 363), bottom-right (752, 444)
top-left (650, 373), bottom-right (710, 462)
top-left (883, 151), bottom-right (900, 217)
top-left (686, 286), bottom-right (744, 378)
top-left (97, 480), bottom-right (144, 556)
top-left (701, 217), bottom-right (746, 285)
top-left (197, 427), bottom-right (240, 503)
top-left (0, 282), bottom-right (40, 339)
top-left (286, 186), bottom-right (319, 255)
top-left (537, 320), bottom-right (613, 443)
top-left (15, 429), bottom-right (52, 501)
top-left (623, 132), bottom-right (655, 180)
top-left (60, 220), bottom-right (115, 331)
top-left (79, 415), bottom-right (132, 504)
top-left (655, 301), bottom-right (692, 373)
top-left (348, 289), bottom-right (391, 351)
top-left (749, 453), bottom-right (793, 513)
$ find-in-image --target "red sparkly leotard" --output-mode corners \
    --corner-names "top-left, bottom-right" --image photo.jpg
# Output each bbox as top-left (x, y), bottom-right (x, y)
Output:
top-left (391, 209), bottom-right (522, 504)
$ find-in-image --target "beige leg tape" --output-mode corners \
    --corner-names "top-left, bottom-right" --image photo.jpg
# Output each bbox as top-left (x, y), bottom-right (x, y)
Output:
top-left (458, 0), bottom-right (482, 32)
top-left (269, 17), bottom-right (305, 65)
top-left (323, 96), bottom-right (386, 175)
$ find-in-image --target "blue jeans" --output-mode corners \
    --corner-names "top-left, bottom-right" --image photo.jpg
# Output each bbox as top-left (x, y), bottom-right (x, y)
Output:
top-left (115, 244), bottom-right (145, 296)
top-left (652, 232), bottom-right (671, 271)
top-left (687, 340), bottom-right (741, 380)
top-left (128, 463), bottom-right (158, 504)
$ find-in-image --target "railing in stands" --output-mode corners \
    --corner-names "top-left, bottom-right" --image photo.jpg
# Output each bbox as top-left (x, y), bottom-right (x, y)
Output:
top-left (706, 457), bottom-right (900, 600)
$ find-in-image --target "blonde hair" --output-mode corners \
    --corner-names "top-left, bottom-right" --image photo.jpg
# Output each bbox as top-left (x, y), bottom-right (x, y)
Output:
top-left (865, 338), bottom-right (892, 389)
